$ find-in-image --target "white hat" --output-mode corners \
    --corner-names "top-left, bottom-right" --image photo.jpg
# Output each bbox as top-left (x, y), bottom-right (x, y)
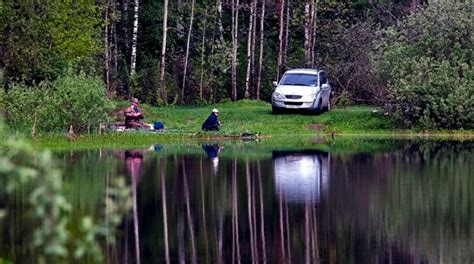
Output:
top-left (212, 108), bottom-right (219, 113)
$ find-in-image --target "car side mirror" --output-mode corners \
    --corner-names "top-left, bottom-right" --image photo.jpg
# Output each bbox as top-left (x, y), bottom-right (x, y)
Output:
top-left (272, 81), bottom-right (278, 87)
top-left (321, 83), bottom-right (330, 90)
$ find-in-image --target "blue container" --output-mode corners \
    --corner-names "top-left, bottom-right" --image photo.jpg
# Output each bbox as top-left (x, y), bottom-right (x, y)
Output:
top-left (153, 122), bottom-right (164, 130)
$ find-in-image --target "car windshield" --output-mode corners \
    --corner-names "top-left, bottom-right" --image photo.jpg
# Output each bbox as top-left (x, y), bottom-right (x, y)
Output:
top-left (280, 73), bottom-right (318, 86)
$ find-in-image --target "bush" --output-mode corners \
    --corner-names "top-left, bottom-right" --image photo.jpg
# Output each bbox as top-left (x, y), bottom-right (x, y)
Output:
top-left (372, 3), bottom-right (473, 129)
top-left (2, 72), bottom-right (113, 133)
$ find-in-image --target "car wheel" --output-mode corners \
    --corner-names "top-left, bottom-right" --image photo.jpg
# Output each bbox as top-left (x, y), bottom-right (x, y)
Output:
top-left (272, 106), bottom-right (283, 115)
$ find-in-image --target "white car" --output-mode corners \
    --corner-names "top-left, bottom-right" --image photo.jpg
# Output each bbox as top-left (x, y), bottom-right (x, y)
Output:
top-left (271, 69), bottom-right (332, 114)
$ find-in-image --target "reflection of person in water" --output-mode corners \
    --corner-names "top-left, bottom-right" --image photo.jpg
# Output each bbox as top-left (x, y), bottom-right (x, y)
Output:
top-left (202, 144), bottom-right (221, 175)
top-left (125, 150), bottom-right (144, 183)
top-left (124, 149), bottom-right (144, 264)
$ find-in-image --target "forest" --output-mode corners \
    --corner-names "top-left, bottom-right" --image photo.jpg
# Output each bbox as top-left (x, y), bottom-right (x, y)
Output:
top-left (0, 0), bottom-right (472, 132)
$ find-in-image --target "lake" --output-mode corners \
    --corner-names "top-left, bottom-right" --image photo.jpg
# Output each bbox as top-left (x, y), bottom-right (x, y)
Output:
top-left (1, 138), bottom-right (473, 263)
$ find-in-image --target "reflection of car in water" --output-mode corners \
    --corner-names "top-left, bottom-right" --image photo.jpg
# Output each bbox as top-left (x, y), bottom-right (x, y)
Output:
top-left (273, 150), bottom-right (330, 203)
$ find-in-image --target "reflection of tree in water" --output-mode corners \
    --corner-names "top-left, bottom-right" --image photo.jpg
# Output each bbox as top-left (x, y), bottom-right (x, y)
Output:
top-left (115, 141), bottom-right (473, 263)
top-left (124, 149), bottom-right (144, 264)
top-left (368, 141), bottom-right (474, 262)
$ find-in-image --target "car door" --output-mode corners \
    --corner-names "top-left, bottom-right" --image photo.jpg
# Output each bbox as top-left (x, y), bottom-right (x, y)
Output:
top-left (319, 71), bottom-right (329, 105)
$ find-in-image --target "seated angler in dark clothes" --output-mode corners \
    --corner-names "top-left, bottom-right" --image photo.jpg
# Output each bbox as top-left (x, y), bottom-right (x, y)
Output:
top-left (201, 108), bottom-right (220, 131)
top-left (124, 98), bottom-right (149, 129)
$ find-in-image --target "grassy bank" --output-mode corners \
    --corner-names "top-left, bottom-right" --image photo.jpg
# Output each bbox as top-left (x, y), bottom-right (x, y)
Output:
top-left (129, 99), bottom-right (397, 135)
top-left (124, 99), bottom-right (473, 136)
top-left (27, 100), bottom-right (473, 150)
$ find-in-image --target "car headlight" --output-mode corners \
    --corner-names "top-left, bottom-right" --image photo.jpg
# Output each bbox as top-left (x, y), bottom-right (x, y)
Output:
top-left (304, 93), bottom-right (317, 100)
top-left (273, 92), bottom-right (285, 100)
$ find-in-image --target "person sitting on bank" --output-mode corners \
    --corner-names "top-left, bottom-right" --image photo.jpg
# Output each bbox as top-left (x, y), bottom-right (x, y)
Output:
top-left (202, 108), bottom-right (220, 131)
top-left (124, 98), bottom-right (148, 129)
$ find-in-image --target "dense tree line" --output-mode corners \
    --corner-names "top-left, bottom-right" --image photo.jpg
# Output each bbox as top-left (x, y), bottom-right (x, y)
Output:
top-left (0, 0), bottom-right (472, 130)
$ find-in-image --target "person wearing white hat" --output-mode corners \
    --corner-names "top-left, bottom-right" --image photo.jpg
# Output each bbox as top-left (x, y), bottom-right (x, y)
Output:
top-left (202, 108), bottom-right (220, 131)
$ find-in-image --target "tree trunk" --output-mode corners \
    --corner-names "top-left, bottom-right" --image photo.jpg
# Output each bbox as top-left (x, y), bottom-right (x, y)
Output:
top-left (181, 0), bottom-right (196, 104)
top-left (284, 0), bottom-right (290, 71)
top-left (217, 0), bottom-right (224, 40)
top-left (304, 1), bottom-right (311, 67)
top-left (244, 0), bottom-right (256, 99)
top-left (310, 0), bottom-right (318, 68)
top-left (199, 9), bottom-right (207, 102)
top-left (104, 1), bottom-right (110, 91)
top-left (256, 0), bottom-right (265, 100)
top-left (231, 0), bottom-right (240, 101)
top-left (159, 0), bottom-right (169, 102)
top-left (250, 2), bottom-right (257, 99)
top-left (130, 0), bottom-right (139, 76)
top-left (277, 0), bottom-right (285, 80)
top-left (123, 0), bottom-right (129, 51)
top-left (111, 0), bottom-right (118, 78)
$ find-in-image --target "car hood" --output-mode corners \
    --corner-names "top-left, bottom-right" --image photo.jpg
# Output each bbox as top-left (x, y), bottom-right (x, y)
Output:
top-left (276, 85), bottom-right (319, 95)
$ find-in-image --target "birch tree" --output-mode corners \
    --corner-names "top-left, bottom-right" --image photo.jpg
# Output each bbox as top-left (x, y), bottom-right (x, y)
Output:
top-left (277, 0), bottom-right (285, 80)
top-left (310, 0), bottom-right (318, 67)
top-left (111, 0), bottom-right (118, 77)
top-left (130, 0), bottom-right (139, 76)
top-left (159, 0), bottom-right (169, 102)
top-left (244, 0), bottom-right (257, 99)
top-left (304, 1), bottom-right (311, 67)
top-left (104, 1), bottom-right (110, 90)
top-left (123, 0), bottom-right (130, 51)
top-left (181, 0), bottom-right (196, 104)
top-left (255, 0), bottom-right (266, 100)
top-left (217, 0), bottom-right (224, 40)
top-left (231, 0), bottom-right (240, 101)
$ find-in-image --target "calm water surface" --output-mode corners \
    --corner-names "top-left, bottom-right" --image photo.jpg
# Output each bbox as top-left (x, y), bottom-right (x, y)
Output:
top-left (1, 139), bottom-right (473, 263)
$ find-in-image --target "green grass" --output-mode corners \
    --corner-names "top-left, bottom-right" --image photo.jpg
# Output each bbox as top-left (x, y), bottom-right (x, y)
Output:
top-left (138, 99), bottom-right (399, 135)
top-left (27, 99), bottom-right (473, 151)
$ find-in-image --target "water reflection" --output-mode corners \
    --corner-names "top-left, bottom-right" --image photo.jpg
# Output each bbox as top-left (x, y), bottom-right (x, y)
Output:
top-left (1, 140), bottom-right (473, 263)
top-left (125, 149), bottom-right (145, 264)
top-left (273, 151), bottom-right (330, 203)
top-left (202, 144), bottom-right (221, 175)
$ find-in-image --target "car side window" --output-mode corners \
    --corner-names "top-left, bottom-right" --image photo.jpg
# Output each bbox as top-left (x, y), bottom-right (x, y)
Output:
top-left (319, 72), bottom-right (327, 84)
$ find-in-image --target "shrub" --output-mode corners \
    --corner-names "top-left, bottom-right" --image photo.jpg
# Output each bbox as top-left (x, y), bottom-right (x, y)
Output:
top-left (2, 72), bottom-right (113, 133)
top-left (372, 3), bottom-right (473, 129)
top-left (2, 83), bottom-right (45, 132)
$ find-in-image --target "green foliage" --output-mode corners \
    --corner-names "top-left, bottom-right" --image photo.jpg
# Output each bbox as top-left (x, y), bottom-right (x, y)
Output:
top-left (3, 72), bottom-right (113, 133)
top-left (372, 3), bottom-right (473, 129)
top-left (0, 119), bottom-right (131, 262)
top-left (0, 2), bottom-right (102, 84)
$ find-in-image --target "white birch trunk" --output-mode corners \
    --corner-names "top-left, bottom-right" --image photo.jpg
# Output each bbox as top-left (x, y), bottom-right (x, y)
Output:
top-left (112, 0), bottom-right (118, 76)
top-left (250, 1), bottom-right (257, 99)
top-left (181, 0), bottom-right (196, 104)
top-left (284, 0), bottom-right (290, 70)
top-left (217, 0), bottom-right (224, 40)
top-left (159, 0), bottom-right (169, 102)
top-left (199, 10), bottom-right (207, 101)
top-left (304, 1), bottom-right (311, 67)
top-left (130, 0), bottom-right (139, 76)
top-left (256, 0), bottom-right (266, 100)
top-left (277, 0), bottom-right (285, 80)
top-left (231, 0), bottom-right (240, 101)
top-left (123, 0), bottom-right (129, 50)
top-left (244, 0), bottom-right (256, 99)
top-left (104, 2), bottom-right (110, 91)
top-left (310, 0), bottom-right (319, 67)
